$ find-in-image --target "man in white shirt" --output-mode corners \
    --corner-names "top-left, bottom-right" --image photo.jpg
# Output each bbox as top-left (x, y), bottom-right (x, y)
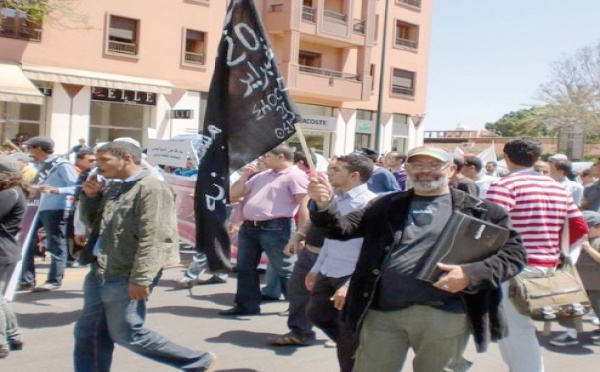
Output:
top-left (461, 156), bottom-right (498, 199)
top-left (549, 158), bottom-right (584, 206)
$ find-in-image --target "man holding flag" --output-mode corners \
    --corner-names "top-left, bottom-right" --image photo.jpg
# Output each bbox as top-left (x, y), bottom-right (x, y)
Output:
top-left (194, 0), bottom-right (303, 281)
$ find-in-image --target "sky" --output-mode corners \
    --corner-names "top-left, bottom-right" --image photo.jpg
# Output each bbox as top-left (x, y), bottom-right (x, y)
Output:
top-left (425, 0), bottom-right (600, 131)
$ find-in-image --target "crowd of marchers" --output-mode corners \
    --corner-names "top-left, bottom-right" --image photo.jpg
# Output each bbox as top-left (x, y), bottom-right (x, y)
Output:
top-left (1, 135), bottom-right (600, 372)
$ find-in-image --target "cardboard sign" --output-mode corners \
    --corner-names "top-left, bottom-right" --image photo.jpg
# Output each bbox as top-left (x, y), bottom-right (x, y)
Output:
top-left (146, 139), bottom-right (195, 167)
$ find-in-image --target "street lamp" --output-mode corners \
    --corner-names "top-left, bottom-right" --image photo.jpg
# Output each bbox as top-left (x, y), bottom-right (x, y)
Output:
top-left (374, 0), bottom-right (391, 153)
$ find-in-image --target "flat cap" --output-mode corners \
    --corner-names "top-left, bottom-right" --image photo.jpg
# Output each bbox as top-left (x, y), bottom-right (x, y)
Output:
top-left (24, 136), bottom-right (54, 153)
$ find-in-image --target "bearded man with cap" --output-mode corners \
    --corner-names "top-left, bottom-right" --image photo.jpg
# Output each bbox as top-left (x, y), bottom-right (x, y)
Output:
top-left (20, 136), bottom-right (77, 292)
top-left (307, 146), bottom-right (526, 372)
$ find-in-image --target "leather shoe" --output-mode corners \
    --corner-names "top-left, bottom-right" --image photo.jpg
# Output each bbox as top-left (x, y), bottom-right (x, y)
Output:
top-left (219, 306), bottom-right (260, 316)
top-left (9, 339), bottom-right (23, 351)
top-left (260, 294), bottom-right (281, 302)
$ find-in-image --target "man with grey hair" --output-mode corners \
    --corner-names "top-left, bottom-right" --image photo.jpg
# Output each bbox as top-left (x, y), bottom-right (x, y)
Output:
top-left (307, 146), bottom-right (525, 371)
top-left (74, 141), bottom-right (216, 371)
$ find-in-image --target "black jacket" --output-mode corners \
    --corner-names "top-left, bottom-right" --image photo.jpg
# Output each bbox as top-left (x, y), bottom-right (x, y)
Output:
top-left (310, 188), bottom-right (526, 352)
top-left (0, 188), bottom-right (27, 265)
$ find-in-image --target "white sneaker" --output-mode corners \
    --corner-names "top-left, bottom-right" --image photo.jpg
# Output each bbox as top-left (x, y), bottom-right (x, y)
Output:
top-left (173, 277), bottom-right (197, 289)
top-left (592, 317), bottom-right (600, 326)
top-left (549, 333), bottom-right (579, 347)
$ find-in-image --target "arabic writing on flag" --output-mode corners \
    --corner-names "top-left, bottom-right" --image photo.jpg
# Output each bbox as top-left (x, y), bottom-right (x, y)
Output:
top-left (194, 0), bottom-right (301, 271)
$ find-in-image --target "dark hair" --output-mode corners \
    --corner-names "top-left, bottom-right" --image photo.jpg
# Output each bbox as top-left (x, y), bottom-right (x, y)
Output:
top-left (464, 156), bottom-right (483, 172)
top-left (97, 142), bottom-right (142, 165)
top-left (336, 153), bottom-right (374, 182)
top-left (76, 148), bottom-right (95, 161)
top-left (0, 173), bottom-right (33, 197)
top-left (582, 168), bottom-right (593, 178)
top-left (486, 161), bottom-right (497, 167)
top-left (355, 147), bottom-right (379, 163)
top-left (293, 151), bottom-right (317, 167)
top-left (452, 154), bottom-right (465, 172)
top-left (503, 137), bottom-right (542, 167)
top-left (549, 158), bottom-right (575, 180)
top-left (386, 151), bottom-right (407, 163)
top-left (268, 144), bottom-right (294, 161)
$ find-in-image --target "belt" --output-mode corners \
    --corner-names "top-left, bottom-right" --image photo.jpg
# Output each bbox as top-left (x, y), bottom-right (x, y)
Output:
top-left (305, 244), bottom-right (322, 254)
top-left (243, 217), bottom-right (290, 227)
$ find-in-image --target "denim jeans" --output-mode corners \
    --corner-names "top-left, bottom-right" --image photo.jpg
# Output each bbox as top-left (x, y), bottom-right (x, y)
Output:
top-left (235, 219), bottom-right (293, 312)
top-left (21, 209), bottom-right (68, 286)
top-left (261, 263), bottom-right (282, 299)
top-left (0, 263), bottom-right (21, 348)
top-left (287, 248), bottom-right (319, 338)
top-left (74, 272), bottom-right (213, 371)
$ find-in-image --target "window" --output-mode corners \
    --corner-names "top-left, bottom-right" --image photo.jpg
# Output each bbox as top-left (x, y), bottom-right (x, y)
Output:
top-left (184, 29), bottom-right (206, 65)
top-left (298, 50), bottom-right (321, 67)
top-left (354, 133), bottom-right (371, 150)
top-left (391, 68), bottom-right (415, 97)
top-left (369, 64), bottom-right (376, 91)
top-left (356, 110), bottom-right (373, 121)
top-left (395, 20), bottom-right (418, 49)
top-left (108, 15), bottom-right (138, 55)
top-left (397, 0), bottom-right (422, 10)
top-left (0, 3), bottom-right (41, 41)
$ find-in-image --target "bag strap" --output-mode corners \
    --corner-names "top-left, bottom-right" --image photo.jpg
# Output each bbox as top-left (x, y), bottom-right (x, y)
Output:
top-left (561, 217), bottom-right (570, 255)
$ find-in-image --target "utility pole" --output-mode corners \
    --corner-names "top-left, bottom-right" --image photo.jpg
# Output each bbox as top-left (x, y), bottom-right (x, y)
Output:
top-left (374, 0), bottom-right (391, 153)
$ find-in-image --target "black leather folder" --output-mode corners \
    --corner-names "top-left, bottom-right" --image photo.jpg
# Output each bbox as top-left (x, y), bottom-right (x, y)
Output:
top-left (416, 211), bottom-right (509, 283)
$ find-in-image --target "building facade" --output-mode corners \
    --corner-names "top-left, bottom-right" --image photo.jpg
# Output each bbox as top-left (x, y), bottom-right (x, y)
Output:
top-left (0, 0), bottom-right (431, 157)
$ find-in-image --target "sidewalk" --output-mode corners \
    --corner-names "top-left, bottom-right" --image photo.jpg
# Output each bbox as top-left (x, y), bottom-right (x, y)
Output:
top-left (3, 252), bottom-right (599, 371)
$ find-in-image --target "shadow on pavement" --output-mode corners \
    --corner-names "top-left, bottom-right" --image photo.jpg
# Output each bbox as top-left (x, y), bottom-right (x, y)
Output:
top-left (148, 305), bottom-right (222, 319)
top-left (14, 290), bottom-right (84, 305)
top-left (16, 310), bottom-right (81, 329)
top-left (205, 330), bottom-right (319, 356)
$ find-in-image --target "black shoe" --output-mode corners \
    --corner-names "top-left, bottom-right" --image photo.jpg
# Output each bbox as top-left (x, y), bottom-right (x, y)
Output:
top-left (261, 294), bottom-right (281, 302)
top-left (198, 274), bottom-right (228, 285)
top-left (17, 283), bottom-right (34, 291)
top-left (219, 306), bottom-right (260, 316)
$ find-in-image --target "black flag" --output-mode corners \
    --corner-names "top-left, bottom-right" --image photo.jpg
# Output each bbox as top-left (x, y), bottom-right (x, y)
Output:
top-left (194, 0), bottom-right (301, 272)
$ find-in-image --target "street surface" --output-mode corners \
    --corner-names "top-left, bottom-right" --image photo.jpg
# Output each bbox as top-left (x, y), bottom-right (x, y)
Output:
top-left (3, 248), bottom-right (600, 372)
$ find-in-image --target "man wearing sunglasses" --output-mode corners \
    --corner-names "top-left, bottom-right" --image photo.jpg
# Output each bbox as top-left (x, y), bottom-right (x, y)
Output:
top-left (307, 146), bottom-right (526, 372)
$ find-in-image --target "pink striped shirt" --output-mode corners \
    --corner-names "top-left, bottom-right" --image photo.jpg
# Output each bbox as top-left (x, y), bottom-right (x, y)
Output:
top-left (486, 170), bottom-right (584, 267)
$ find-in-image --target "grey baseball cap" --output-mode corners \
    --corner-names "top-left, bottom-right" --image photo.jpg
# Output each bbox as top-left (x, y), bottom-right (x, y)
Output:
top-left (0, 155), bottom-right (21, 174)
top-left (24, 136), bottom-right (55, 153)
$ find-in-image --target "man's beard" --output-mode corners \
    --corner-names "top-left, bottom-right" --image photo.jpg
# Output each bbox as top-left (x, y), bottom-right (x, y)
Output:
top-left (412, 173), bottom-right (448, 193)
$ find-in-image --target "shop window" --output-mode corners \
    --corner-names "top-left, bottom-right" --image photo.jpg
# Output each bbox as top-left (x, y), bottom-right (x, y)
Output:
top-left (90, 101), bottom-right (149, 146)
top-left (0, 3), bottom-right (41, 41)
top-left (391, 68), bottom-right (415, 97)
top-left (184, 29), bottom-right (206, 66)
top-left (394, 20), bottom-right (418, 49)
top-left (0, 102), bottom-right (43, 141)
top-left (108, 15), bottom-right (138, 55)
top-left (296, 103), bottom-right (333, 117)
top-left (354, 133), bottom-right (371, 150)
top-left (356, 110), bottom-right (373, 121)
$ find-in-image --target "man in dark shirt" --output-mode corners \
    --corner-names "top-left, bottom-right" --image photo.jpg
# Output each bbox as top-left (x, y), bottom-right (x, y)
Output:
top-left (307, 147), bottom-right (525, 372)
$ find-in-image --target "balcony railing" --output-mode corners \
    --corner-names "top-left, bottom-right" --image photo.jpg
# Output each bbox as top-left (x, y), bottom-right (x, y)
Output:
top-left (185, 51), bottom-right (205, 65)
top-left (302, 6), bottom-right (316, 22)
top-left (0, 23), bottom-right (41, 41)
top-left (108, 40), bottom-right (137, 55)
top-left (391, 85), bottom-right (414, 96)
top-left (397, 0), bottom-right (422, 9)
top-left (353, 19), bottom-right (365, 34)
top-left (299, 65), bottom-right (359, 81)
top-left (395, 37), bottom-right (417, 49)
top-left (323, 9), bottom-right (347, 23)
top-left (270, 4), bottom-right (283, 12)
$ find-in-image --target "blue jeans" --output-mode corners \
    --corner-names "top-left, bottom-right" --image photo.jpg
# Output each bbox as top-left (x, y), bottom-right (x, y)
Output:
top-left (235, 219), bottom-right (293, 312)
top-left (0, 263), bottom-right (21, 348)
top-left (261, 263), bottom-right (282, 299)
top-left (21, 209), bottom-right (68, 286)
top-left (74, 272), bottom-right (213, 371)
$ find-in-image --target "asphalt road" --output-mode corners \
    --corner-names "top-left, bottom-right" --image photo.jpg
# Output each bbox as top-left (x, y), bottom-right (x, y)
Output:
top-left (3, 249), bottom-right (600, 372)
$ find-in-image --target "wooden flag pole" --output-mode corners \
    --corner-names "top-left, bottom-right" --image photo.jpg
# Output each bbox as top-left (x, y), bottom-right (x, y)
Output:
top-left (293, 123), bottom-right (317, 174)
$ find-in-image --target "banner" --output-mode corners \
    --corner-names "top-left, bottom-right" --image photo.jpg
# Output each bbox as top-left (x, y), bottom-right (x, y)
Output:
top-left (194, 0), bottom-right (301, 271)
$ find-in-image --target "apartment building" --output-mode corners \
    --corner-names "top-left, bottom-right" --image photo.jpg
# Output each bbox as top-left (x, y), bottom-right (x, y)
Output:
top-left (0, 0), bottom-right (431, 156)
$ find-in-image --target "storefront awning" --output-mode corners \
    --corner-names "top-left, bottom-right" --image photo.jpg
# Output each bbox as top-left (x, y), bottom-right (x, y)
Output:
top-left (0, 63), bottom-right (45, 105)
top-left (21, 64), bottom-right (173, 95)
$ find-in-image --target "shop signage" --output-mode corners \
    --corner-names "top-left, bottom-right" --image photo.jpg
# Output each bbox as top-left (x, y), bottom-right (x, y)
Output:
top-left (170, 109), bottom-right (193, 119)
top-left (356, 120), bottom-right (374, 133)
top-left (297, 115), bottom-right (337, 131)
top-left (91, 87), bottom-right (157, 106)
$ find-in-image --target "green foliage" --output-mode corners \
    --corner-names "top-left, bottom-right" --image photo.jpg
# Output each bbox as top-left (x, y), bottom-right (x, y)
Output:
top-left (2, 0), bottom-right (89, 28)
top-left (484, 107), bottom-right (552, 137)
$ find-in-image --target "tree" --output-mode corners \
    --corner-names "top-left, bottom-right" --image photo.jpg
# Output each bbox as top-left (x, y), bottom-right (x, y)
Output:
top-left (484, 107), bottom-right (552, 137)
top-left (1, 0), bottom-right (89, 29)
top-left (535, 42), bottom-right (600, 133)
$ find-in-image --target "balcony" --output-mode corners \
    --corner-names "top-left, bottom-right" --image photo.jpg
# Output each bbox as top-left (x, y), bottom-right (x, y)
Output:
top-left (391, 85), bottom-right (414, 97)
top-left (184, 51), bottom-right (205, 65)
top-left (108, 40), bottom-right (137, 55)
top-left (395, 37), bottom-right (417, 49)
top-left (0, 24), bottom-right (41, 42)
top-left (299, 65), bottom-right (359, 81)
top-left (397, 0), bottom-right (422, 9)
top-left (302, 6), bottom-right (316, 23)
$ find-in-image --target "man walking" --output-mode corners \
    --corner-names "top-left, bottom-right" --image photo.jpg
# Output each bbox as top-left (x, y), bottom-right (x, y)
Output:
top-left (74, 141), bottom-right (216, 371)
top-left (486, 137), bottom-right (588, 372)
top-left (308, 147), bottom-right (526, 371)
top-left (305, 153), bottom-right (377, 372)
top-left (20, 136), bottom-right (77, 292)
top-left (221, 144), bottom-right (309, 316)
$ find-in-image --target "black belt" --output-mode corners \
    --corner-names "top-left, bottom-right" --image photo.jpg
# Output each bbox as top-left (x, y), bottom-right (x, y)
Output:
top-left (243, 217), bottom-right (290, 227)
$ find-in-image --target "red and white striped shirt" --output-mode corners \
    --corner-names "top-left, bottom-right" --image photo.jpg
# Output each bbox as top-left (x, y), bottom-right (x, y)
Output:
top-left (486, 170), bottom-right (588, 268)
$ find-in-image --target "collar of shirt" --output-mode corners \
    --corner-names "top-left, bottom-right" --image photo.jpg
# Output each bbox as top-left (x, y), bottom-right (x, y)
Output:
top-left (336, 183), bottom-right (369, 201)
top-left (124, 170), bottom-right (144, 182)
top-left (35, 155), bottom-right (59, 169)
top-left (268, 165), bottom-right (295, 176)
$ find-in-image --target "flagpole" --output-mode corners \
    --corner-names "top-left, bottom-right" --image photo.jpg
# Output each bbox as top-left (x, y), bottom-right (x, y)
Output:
top-left (293, 123), bottom-right (317, 173)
